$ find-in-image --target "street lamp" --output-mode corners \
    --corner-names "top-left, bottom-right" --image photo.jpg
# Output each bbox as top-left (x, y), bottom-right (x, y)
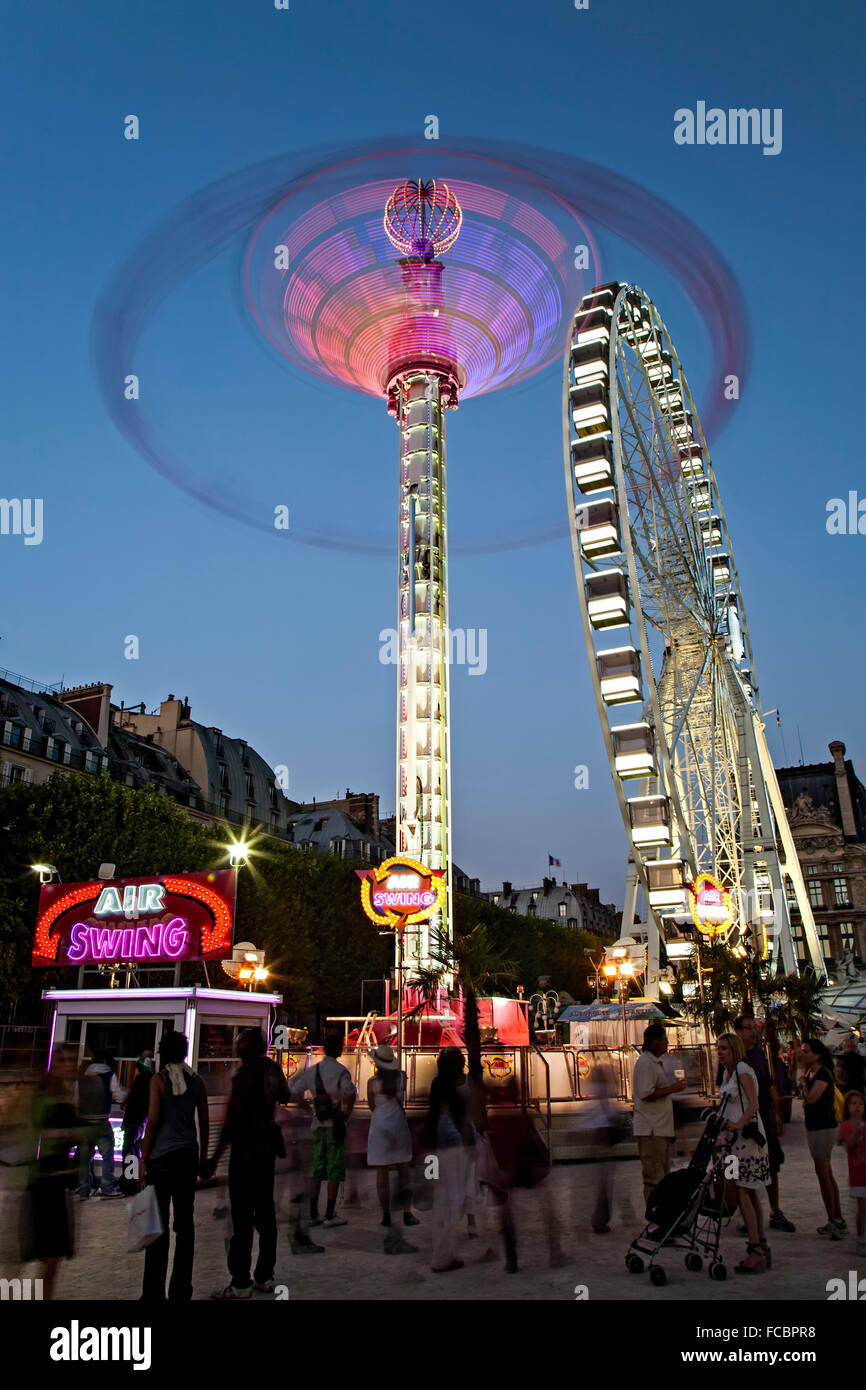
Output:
top-left (584, 947), bottom-right (604, 1001)
top-left (228, 838), bottom-right (250, 869)
top-left (30, 863), bottom-right (59, 885)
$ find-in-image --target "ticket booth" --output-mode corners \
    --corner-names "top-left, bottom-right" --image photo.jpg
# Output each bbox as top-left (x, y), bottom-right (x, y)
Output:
top-left (44, 986), bottom-right (282, 1157)
top-left (33, 869), bottom-right (279, 1158)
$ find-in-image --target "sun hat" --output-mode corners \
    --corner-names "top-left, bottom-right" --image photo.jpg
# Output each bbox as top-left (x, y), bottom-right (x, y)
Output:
top-left (371, 1043), bottom-right (400, 1071)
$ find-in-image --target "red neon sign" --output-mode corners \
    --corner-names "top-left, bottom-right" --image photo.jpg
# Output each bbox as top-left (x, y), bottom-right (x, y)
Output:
top-left (32, 871), bottom-right (235, 967)
top-left (356, 856), bottom-right (446, 931)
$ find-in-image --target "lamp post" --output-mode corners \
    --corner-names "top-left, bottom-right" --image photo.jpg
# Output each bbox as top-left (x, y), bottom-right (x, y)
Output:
top-left (583, 948), bottom-right (604, 1002)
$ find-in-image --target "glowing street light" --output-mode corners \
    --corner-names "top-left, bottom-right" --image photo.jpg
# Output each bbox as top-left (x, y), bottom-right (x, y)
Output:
top-left (31, 863), bottom-right (59, 885)
top-left (227, 838), bottom-right (250, 869)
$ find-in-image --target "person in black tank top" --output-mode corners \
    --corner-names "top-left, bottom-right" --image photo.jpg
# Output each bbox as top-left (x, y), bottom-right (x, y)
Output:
top-left (203, 1027), bottom-right (290, 1298)
top-left (140, 1031), bottom-right (209, 1301)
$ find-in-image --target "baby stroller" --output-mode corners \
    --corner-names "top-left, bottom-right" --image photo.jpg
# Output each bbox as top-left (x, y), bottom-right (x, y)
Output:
top-left (625, 1096), bottom-right (733, 1286)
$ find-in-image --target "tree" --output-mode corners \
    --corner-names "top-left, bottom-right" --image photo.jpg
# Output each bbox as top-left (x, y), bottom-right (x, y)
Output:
top-left (0, 774), bottom-right (220, 1011)
top-left (678, 941), bottom-right (826, 1045)
top-left (0, 776), bottom-right (618, 1031)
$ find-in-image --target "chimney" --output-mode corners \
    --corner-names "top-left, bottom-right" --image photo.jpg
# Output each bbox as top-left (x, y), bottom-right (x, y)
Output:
top-left (542, 877), bottom-right (553, 893)
top-left (502, 881), bottom-right (512, 898)
top-left (829, 741), bottom-right (857, 838)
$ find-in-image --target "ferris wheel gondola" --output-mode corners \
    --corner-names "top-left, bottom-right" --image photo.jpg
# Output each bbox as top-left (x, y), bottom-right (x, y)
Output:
top-left (563, 282), bottom-right (825, 987)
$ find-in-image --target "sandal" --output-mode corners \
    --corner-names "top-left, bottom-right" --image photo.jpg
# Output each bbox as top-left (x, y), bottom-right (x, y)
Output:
top-left (759, 1239), bottom-right (772, 1269)
top-left (734, 1242), bottom-right (767, 1274)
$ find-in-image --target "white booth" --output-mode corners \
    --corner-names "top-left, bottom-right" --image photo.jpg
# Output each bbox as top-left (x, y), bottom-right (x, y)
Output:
top-left (45, 986), bottom-right (282, 1157)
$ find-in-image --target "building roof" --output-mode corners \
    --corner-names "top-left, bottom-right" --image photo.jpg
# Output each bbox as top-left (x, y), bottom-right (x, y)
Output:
top-left (288, 807), bottom-right (394, 857)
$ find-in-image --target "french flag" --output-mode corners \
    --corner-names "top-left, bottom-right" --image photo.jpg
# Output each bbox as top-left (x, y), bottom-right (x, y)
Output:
top-left (548, 854), bottom-right (561, 869)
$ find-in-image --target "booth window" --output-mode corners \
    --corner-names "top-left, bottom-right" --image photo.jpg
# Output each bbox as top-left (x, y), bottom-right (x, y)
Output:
top-left (196, 1023), bottom-right (244, 1097)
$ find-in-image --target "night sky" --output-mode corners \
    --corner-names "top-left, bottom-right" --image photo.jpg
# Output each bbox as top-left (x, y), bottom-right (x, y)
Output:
top-left (2, 0), bottom-right (863, 908)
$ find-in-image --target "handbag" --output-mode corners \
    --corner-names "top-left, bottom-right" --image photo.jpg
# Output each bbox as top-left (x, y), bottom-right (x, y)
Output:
top-left (126, 1184), bottom-right (164, 1253)
top-left (735, 1067), bottom-right (766, 1148)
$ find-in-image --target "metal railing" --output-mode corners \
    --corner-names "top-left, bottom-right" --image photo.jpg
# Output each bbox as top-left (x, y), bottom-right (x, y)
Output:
top-left (0, 1025), bottom-right (50, 1070)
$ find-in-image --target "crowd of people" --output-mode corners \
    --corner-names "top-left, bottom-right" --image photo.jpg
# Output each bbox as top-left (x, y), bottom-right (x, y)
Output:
top-left (632, 1019), bottom-right (866, 1274)
top-left (11, 1019), bottom-right (866, 1298)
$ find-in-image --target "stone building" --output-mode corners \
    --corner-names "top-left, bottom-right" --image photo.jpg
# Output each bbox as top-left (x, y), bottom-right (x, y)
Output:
top-left (486, 877), bottom-right (618, 937)
top-left (0, 671), bottom-right (386, 859)
top-left (776, 740), bottom-right (866, 967)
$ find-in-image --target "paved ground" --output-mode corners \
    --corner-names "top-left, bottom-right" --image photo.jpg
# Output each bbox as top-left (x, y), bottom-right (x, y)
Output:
top-left (1, 1112), bottom-right (862, 1302)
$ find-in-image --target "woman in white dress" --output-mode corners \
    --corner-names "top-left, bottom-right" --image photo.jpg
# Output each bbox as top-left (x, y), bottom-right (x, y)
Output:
top-left (717, 1032), bottom-right (771, 1273)
top-left (366, 1044), bottom-right (419, 1252)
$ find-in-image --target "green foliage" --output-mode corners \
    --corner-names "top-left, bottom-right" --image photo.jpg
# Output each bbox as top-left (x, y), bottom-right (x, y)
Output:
top-left (0, 776), bottom-right (612, 1026)
top-left (678, 942), bottom-right (825, 1041)
top-left (0, 775), bottom-right (220, 1008)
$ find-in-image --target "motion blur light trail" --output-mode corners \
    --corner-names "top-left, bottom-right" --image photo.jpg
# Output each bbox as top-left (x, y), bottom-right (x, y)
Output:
top-left (91, 138), bottom-right (749, 557)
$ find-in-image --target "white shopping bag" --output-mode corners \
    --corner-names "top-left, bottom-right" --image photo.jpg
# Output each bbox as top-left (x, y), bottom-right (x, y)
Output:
top-left (126, 1184), bottom-right (164, 1253)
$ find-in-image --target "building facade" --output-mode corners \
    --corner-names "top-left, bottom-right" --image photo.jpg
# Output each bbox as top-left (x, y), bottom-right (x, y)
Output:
top-left (0, 671), bottom-right (407, 870)
top-left (776, 740), bottom-right (866, 967)
top-left (486, 877), bottom-right (618, 937)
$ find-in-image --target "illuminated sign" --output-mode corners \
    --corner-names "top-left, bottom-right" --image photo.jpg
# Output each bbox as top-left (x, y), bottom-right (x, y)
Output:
top-left (32, 871), bottom-right (235, 967)
top-left (688, 872), bottom-right (734, 937)
top-left (356, 856), bottom-right (445, 931)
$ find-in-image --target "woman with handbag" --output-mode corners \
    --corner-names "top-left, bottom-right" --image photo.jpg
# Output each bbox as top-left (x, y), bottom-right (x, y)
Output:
top-left (139, 1030), bottom-right (209, 1301)
top-left (717, 1033), bottom-right (771, 1273)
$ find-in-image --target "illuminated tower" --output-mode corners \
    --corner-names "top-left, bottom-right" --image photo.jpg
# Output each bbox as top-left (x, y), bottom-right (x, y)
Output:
top-left (242, 154), bottom-right (586, 977)
top-left (383, 180), bottom-right (463, 974)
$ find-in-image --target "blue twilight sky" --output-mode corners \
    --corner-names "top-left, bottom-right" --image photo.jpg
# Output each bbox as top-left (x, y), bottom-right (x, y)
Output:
top-left (1, 0), bottom-right (864, 909)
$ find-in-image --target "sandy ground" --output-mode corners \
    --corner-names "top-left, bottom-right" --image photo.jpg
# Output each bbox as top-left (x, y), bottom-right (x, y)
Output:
top-left (1, 1112), bottom-right (862, 1302)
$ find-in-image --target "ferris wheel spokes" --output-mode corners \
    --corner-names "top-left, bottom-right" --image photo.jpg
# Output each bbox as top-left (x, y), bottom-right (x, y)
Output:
top-left (563, 281), bottom-right (826, 984)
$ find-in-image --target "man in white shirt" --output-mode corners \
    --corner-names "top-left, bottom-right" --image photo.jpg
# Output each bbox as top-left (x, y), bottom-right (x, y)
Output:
top-left (632, 1023), bottom-right (685, 1202)
top-left (288, 1034), bottom-right (356, 1237)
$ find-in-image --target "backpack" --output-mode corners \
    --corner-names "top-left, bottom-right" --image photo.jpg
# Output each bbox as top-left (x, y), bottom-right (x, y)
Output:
top-left (314, 1068), bottom-right (346, 1145)
top-left (78, 1068), bottom-right (112, 1120)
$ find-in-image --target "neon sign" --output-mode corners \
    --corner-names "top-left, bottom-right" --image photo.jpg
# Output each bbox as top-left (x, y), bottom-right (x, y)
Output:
top-left (357, 855), bottom-right (446, 931)
top-left (688, 872), bottom-right (734, 937)
top-left (32, 871), bottom-right (235, 967)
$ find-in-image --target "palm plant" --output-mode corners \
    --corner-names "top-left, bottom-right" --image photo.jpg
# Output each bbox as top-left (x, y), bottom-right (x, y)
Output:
top-left (430, 922), bottom-right (518, 1078)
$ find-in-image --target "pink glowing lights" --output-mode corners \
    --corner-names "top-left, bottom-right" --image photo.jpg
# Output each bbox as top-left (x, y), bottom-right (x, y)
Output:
top-left (32, 871), bottom-right (235, 966)
top-left (246, 172), bottom-right (585, 400)
top-left (66, 918), bottom-right (190, 963)
top-left (383, 179), bottom-right (462, 258)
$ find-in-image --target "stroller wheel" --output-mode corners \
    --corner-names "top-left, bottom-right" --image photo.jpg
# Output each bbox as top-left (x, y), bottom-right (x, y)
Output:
top-left (626, 1254), bottom-right (644, 1274)
top-left (649, 1265), bottom-right (666, 1287)
top-left (709, 1262), bottom-right (727, 1281)
top-left (685, 1253), bottom-right (703, 1272)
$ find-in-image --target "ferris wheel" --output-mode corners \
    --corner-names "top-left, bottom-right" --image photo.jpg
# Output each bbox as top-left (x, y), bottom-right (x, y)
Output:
top-left (562, 282), bottom-right (825, 986)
